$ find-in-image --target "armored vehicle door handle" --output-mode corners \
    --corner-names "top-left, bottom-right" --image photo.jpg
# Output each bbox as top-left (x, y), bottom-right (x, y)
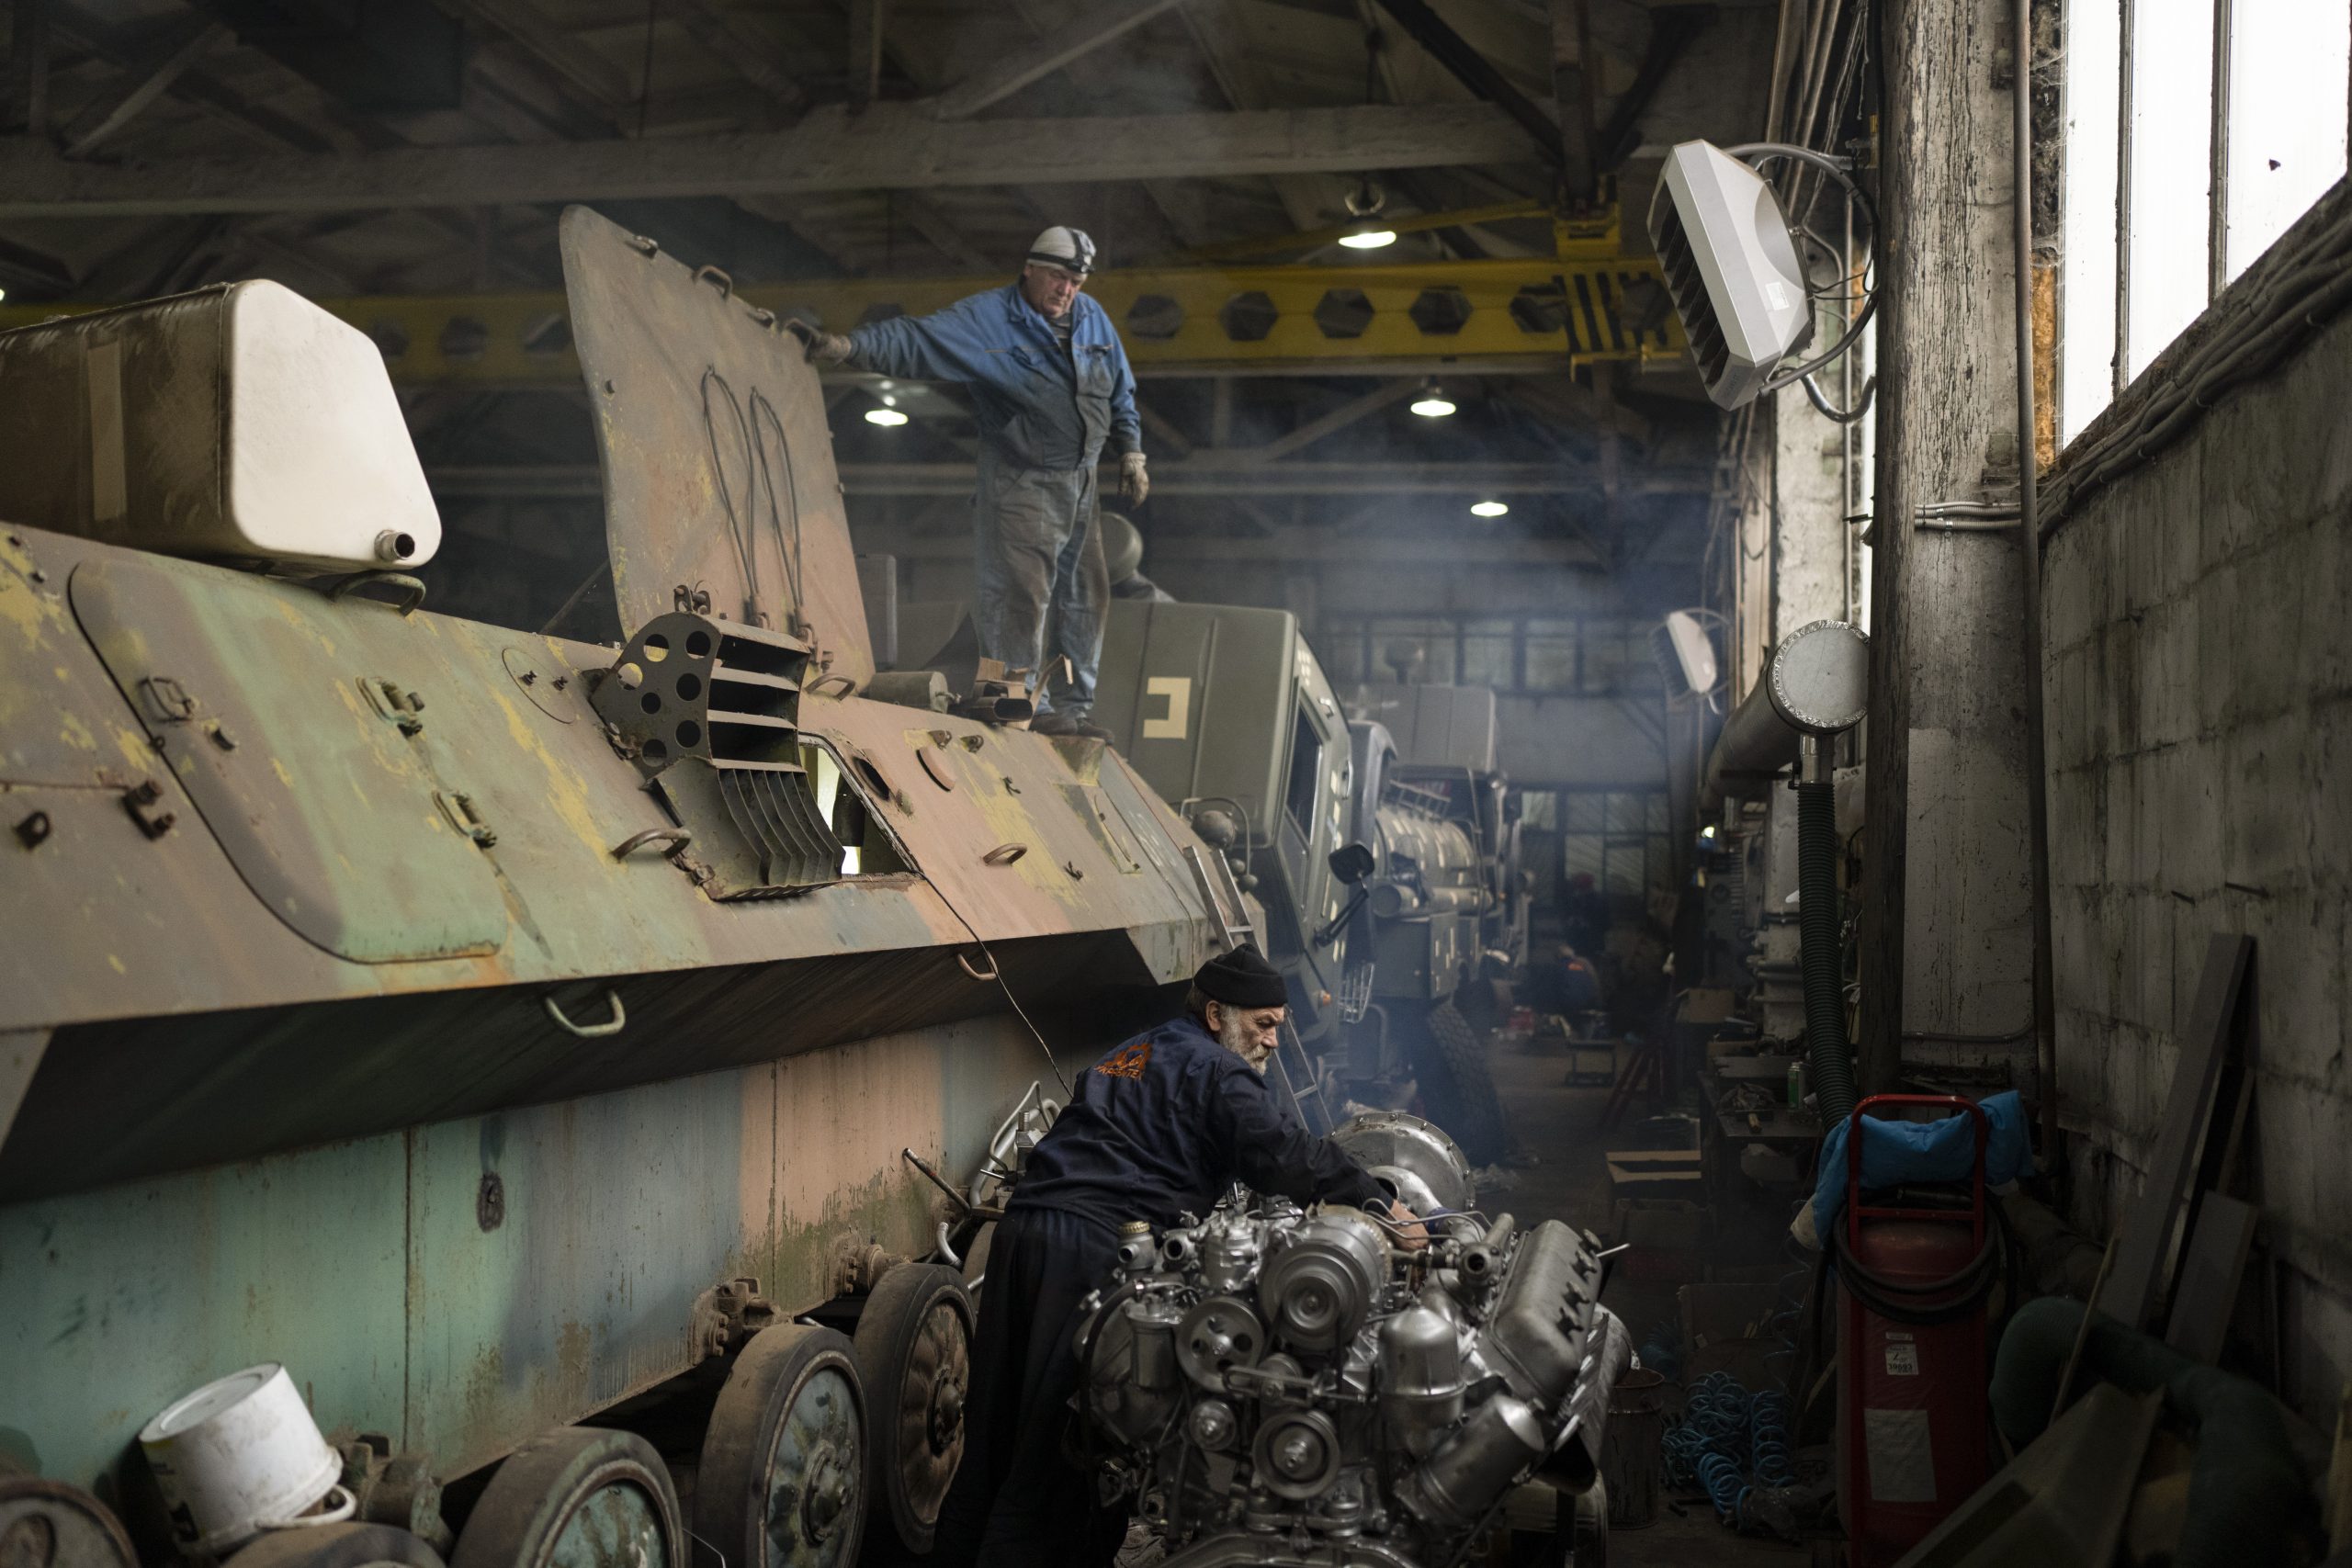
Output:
top-left (982, 843), bottom-right (1026, 866)
top-left (956, 951), bottom-right (998, 982)
top-left (543, 988), bottom-right (627, 1039)
top-left (610, 828), bottom-right (692, 861)
top-left (328, 570), bottom-right (428, 617)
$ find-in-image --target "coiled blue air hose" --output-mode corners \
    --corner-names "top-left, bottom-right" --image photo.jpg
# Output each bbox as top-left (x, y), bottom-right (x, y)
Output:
top-left (1660, 1372), bottom-right (1795, 1531)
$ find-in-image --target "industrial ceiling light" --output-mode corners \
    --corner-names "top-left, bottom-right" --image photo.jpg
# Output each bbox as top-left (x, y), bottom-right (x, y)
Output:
top-left (1340, 176), bottom-right (1396, 249)
top-left (1470, 500), bottom-right (1509, 517)
top-left (865, 393), bottom-right (909, 428)
top-left (1410, 379), bottom-right (1456, 418)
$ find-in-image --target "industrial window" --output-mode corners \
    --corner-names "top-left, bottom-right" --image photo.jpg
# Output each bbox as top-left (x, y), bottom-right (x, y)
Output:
top-left (1327, 616), bottom-right (1663, 700)
top-left (1559, 790), bottom-right (1673, 906)
top-left (2059, 0), bottom-right (2352, 444)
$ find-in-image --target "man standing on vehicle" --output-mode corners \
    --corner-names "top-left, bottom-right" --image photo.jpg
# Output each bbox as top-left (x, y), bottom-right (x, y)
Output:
top-left (929, 944), bottom-right (1422, 1567)
top-left (790, 228), bottom-right (1146, 740)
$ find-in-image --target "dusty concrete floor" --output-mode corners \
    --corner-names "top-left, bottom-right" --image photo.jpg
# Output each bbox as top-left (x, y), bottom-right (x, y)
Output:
top-left (1478, 1022), bottom-right (1811, 1567)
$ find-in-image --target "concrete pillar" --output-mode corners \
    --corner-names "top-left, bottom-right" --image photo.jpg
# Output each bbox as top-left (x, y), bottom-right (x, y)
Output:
top-left (1771, 387), bottom-right (1851, 640)
top-left (1856, 0), bottom-right (2038, 1089)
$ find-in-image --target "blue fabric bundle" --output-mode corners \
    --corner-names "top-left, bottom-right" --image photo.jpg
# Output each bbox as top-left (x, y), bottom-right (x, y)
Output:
top-left (1809, 1090), bottom-right (2030, 1239)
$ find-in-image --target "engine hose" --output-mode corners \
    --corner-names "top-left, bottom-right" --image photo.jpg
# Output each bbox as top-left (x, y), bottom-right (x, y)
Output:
top-left (1798, 777), bottom-right (1858, 1126)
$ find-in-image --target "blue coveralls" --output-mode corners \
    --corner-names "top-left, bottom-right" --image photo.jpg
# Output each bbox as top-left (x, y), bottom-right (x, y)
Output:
top-left (928, 1014), bottom-right (1389, 1568)
top-left (848, 284), bottom-right (1142, 717)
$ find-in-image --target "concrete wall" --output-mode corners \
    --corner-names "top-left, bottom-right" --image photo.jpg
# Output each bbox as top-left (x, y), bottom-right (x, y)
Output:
top-left (2041, 304), bottom-right (2352, 1415)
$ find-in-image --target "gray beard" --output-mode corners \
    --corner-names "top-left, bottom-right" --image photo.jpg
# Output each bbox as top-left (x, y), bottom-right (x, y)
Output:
top-left (1217, 1010), bottom-right (1270, 1070)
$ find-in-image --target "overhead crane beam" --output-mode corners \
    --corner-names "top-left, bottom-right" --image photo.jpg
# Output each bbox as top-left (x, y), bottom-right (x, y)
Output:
top-left (0, 251), bottom-right (1682, 384)
top-left (424, 461), bottom-right (1711, 498)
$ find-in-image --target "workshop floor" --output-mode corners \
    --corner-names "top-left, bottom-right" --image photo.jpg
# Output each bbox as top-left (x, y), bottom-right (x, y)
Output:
top-left (1479, 1025), bottom-right (1810, 1567)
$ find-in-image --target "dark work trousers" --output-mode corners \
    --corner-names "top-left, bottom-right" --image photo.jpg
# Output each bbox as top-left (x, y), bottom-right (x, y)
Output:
top-left (929, 1206), bottom-right (1126, 1568)
top-left (971, 449), bottom-right (1108, 719)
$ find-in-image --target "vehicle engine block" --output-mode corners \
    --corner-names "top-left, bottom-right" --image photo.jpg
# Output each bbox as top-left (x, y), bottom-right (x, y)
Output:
top-left (1075, 1190), bottom-right (1625, 1568)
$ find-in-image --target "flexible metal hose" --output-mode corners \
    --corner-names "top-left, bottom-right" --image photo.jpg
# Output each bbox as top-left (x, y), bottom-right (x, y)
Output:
top-left (1798, 776), bottom-right (1858, 1126)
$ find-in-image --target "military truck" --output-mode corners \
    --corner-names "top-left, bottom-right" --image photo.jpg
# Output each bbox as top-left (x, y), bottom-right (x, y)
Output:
top-left (1091, 603), bottom-right (1525, 1163)
top-left (1357, 681), bottom-right (1532, 978)
top-left (0, 209), bottom-right (1236, 1568)
top-left (1329, 715), bottom-right (1510, 1163)
top-left (1091, 598), bottom-right (1363, 1130)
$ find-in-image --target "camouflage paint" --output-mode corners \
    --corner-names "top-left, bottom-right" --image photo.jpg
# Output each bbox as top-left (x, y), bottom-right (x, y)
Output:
top-left (0, 1014), bottom-right (1047, 1499)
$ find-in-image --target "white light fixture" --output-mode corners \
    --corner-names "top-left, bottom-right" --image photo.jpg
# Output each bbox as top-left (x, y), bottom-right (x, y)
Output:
top-left (1339, 228), bottom-right (1397, 250)
top-left (1410, 379), bottom-right (1455, 418)
top-left (1470, 500), bottom-right (1509, 518)
top-left (864, 406), bottom-right (909, 427)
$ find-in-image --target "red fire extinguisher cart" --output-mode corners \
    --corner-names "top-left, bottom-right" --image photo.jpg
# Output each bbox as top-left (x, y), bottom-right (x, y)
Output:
top-left (1836, 1094), bottom-right (1993, 1566)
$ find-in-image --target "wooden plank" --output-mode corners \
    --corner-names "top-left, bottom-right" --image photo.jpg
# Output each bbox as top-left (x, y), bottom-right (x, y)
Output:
top-left (2163, 1193), bottom-right (2260, 1363)
top-left (2094, 933), bottom-right (2252, 1331)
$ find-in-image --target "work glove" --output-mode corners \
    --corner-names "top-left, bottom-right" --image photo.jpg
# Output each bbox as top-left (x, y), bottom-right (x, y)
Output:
top-left (785, 318), bottom-right (855, 366)
top-left (1119, 451), bottom-right (1149, 506)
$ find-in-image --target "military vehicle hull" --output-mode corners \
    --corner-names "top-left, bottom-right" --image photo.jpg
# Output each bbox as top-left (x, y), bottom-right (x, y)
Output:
top-left (0, 514), bottom-right (1218, 1505)
top-left (0, 207), bottom-right (1233, 1558)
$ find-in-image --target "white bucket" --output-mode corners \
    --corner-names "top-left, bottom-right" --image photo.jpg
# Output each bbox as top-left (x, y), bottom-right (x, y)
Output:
top-left (140, 1363), bottom-right (344, 1555)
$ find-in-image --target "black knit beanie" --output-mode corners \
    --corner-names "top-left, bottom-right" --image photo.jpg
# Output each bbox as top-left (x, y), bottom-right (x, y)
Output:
top-left (1193, 943), bottom-right (1288, 1010)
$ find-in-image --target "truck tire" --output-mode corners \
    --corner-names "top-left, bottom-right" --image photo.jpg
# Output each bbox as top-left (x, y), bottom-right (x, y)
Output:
top-left (1405, 1001), bottom-right (1508, 1168)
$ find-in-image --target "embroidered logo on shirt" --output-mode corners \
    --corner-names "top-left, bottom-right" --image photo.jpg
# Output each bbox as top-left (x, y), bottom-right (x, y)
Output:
top-left (1096, 1041), bottom-right (1154, 1079)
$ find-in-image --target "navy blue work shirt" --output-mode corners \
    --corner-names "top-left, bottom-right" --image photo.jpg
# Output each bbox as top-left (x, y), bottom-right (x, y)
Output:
top-left (1008, 1014), bottom-right (1388, 1232)
top-left (845, 283), bottom-right (1142, 472)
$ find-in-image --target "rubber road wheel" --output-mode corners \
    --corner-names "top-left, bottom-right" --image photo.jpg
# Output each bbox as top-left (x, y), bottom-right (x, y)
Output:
top-left (0, 1476), bottom-right (138, 1568)
top-left (450, 1427), bottom-right (682, 1568)
top-left (1406, 1000), bottom-right (1509, 1167)
top-left (225, 1524), bottom-right (446, 1568)
top-left (1557, 1480), bottom-right (1607, 1567)
top-left (695, 1324), bottom-right (865, 1568)
top-left (853, 1263), bottom-right (973, 1554)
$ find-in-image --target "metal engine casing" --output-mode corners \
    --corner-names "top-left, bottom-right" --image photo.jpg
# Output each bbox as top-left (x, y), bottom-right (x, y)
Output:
top-left (1076, 1178), bottom-right (1621, 1568)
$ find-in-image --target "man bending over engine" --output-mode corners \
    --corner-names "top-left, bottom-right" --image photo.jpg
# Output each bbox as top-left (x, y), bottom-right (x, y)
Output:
top-left (931, 943), bottom-right (1421, 1567)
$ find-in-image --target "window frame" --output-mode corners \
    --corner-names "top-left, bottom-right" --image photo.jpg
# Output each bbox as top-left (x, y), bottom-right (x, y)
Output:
top-left (2063, 0), bottom-right (2352, 446)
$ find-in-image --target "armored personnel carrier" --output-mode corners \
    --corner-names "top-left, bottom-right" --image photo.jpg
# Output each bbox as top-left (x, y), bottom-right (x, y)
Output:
top-left (0, 209), bottom-right (1238, 1568)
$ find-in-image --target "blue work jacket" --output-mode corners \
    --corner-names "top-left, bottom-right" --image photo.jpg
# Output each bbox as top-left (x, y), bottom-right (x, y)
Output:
top-left (846, 282), bottom-right (1142, 473)
top-left (1007, 1014), bottom-right (1388, 1232)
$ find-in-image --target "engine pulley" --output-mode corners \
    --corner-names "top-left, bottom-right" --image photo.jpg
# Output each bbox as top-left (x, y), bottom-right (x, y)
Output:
top-left (1175, 1296), bottom-right (1266, 1391)
top-left (1250, 1408), bottom-right (1343, 1502)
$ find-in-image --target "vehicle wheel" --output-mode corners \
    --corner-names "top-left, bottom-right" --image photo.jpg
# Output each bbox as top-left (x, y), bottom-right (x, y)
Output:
top-left (0, 1476), bottom-right (137, 1568)
top-left (852, 1263), bottom-right (972, 1554)
top-left (695, 1325), bottom-right (865, 1568)
top-left (1557, 1480), bottom-right (1607, 1567)
top-left (225, 1524), bottom-right (445, 1568)
top-left (1406, 1000), bottom-right (1509, 1167)
top-left (450, 1427), bottom-right (682, 1568)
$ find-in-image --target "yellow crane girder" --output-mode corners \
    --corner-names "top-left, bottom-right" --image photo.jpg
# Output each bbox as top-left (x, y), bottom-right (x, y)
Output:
top-left (0, 254), bottom-right (1682, 387)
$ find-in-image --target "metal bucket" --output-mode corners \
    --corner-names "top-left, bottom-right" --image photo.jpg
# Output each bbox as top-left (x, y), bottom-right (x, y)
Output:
top-left (1601, 1367), bottom-right (1668, 1529)
top-left (139, 1364), bottom-right (345, 1555)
